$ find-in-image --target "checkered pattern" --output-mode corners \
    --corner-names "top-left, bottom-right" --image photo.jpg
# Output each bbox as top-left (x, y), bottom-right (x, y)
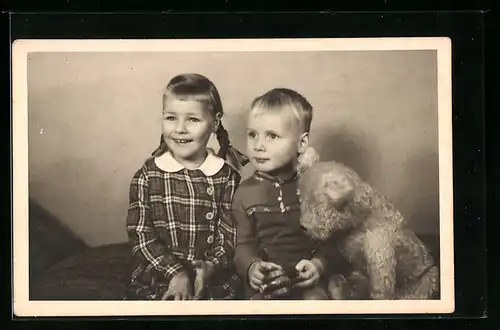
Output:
top-left (126, 157), bottom-right (242, 300)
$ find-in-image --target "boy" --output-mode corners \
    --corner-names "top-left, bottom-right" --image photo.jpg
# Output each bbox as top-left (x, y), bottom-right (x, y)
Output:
top-left (232, 88), bottom-right (335, 300)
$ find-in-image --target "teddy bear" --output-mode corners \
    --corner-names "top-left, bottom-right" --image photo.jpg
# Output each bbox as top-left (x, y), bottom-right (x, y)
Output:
top-left (296, 147), bottom-right (440, 300)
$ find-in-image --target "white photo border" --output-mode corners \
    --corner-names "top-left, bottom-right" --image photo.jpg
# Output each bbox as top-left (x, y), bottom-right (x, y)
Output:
top-left (12, 37), bottom-right (454, 316)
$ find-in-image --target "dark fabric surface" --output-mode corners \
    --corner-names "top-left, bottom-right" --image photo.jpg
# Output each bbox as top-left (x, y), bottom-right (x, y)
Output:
top-left (30, 234), bottom-right (440, 300)
top-left (30, 243), bottom-right (133, 300)
top-left (29, 200), bottom-right (88, 271)
top-left (29, 200), bottom-right (88, 297)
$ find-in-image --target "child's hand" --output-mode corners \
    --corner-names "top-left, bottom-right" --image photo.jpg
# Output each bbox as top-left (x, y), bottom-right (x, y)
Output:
top-left (294, 258), bottom-right (324, 288)
top-left (162, 271), bottom-right (193, 300)
top-left (191, 260), bottom-right (215, 300)
top-left (248, 260), bottom-right (282, 291)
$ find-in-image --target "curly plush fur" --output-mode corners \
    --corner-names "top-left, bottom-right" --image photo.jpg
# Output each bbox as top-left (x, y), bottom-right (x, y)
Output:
top-left (297, 149), bottom-right (439, 300)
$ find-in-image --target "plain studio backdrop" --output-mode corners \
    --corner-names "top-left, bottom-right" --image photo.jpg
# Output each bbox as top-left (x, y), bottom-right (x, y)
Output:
top-left (27, 50), bottom-right (439, 247)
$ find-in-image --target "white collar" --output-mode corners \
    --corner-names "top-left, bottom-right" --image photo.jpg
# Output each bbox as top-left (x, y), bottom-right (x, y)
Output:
top-left (154, 151), bottom-right (225, 176)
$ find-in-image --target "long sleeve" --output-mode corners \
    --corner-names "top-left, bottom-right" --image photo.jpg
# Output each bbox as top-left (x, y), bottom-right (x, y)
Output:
top-left (126, 167), bottom-right (185, 285)
top-left (232, 189), bottom-right (261, 279)
top-left (207, 170), bottom-right (241, 272)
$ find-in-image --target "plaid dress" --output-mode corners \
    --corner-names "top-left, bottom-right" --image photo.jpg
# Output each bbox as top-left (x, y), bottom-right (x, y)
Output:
top-left (126, 151), bottom-right (242, 300)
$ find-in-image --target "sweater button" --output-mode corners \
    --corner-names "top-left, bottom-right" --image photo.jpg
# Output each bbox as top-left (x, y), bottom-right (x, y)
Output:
top-left (205, 212), bottom-right (214, 220)
top-left (207, 187), bottom-right (213, 196)
top-left (207, 235), bottom-right (214, 244)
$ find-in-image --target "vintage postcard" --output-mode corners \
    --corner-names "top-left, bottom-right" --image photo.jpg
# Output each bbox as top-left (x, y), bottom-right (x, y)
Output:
top-left (12, 37), bottom-right (454, 316)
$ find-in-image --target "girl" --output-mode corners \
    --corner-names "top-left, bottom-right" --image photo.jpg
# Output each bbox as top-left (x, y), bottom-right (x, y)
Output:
top-left (126, 73), bottom-right (249, 300)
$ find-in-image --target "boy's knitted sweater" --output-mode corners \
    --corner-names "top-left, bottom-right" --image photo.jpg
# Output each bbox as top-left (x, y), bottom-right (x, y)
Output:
top-left (232, 171), bottom-right (332, 281)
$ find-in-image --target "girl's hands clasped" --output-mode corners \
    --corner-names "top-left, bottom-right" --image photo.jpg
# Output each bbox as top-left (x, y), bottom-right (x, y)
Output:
top-left (161, 260), bottom-right (216, 300)
top-left (191, 260), bottom-right (215, 300)
top-left (162, 271), bottom-right (193, 300)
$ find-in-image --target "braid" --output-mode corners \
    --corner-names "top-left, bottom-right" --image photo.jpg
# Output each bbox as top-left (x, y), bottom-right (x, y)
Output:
top-left (215, 123), bottom-right (250, 170)
top-left (151, 134), bottom-right (168, 157)
top-left (215, 123), bottom-right (230, 160)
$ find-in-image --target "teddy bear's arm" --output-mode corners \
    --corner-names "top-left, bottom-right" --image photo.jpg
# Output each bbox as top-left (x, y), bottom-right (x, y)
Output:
top-left (363, 228), bottom-right (397, 300)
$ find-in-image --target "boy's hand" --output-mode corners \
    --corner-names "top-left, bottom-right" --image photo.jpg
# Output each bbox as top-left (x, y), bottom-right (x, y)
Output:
top-left (162, 271), bottom-right (193, 300)
top-left (191, 260), bottom-right (216, 300)
top-left (260, 268), bottom-right (295, 299)
top-left (248, 260), bottom-right (282, 291)
top-left (294, 258), bottom-right (324, 288)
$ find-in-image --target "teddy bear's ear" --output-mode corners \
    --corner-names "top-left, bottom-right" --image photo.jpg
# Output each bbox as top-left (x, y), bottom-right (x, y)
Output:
top-left (298, 146), bottom-right (321, 173)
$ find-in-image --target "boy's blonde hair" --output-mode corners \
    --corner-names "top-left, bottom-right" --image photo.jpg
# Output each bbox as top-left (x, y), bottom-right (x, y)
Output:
top-left (250, 88), bottom-right (313, 134)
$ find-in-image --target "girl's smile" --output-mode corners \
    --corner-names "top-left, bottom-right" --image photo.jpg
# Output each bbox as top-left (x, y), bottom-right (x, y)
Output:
top-left (171, 138), bottom-right (194, 144)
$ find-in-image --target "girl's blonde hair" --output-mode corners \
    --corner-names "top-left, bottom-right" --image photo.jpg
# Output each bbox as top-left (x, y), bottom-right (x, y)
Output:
top-left (151, 73), bottom-right (249, 169)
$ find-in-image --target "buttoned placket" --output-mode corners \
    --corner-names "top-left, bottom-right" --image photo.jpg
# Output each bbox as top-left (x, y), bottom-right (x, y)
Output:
top-left (273, 181), bottom-right (287, 214)
top-left (204, 180), bottom-right (216, 258)
top-left (255, 172), bottom-right (299, 217)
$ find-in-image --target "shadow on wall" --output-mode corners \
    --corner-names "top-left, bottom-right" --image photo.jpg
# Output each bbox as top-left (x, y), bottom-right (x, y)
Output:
top-left (315, 125), bottom-right (440, 234)
top-left (315, 124), bottom-right (378, 183)
top-left (397, 153), bottom-right (441, 234)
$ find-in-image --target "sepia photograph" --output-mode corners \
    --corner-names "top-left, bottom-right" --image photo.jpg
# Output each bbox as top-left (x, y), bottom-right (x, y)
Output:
top-left (12, 38), bottom-right (454, 316)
